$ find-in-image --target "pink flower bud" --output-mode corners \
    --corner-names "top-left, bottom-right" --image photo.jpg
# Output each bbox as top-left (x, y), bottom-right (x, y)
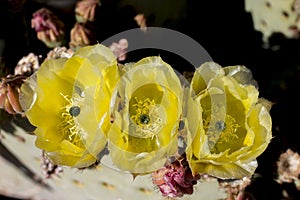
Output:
top-left (31, 8), bottom-right (65, 48)
top-left (152, 157), bottom-right (200, 198)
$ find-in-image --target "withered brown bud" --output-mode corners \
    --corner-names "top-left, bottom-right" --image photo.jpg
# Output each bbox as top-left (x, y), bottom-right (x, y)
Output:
top-left (69, 23), bottom-right (96, 51)
top-left (46, 46), bottom-right (74, 60)
top-left (134, 14), bottom-right (147, 32)
top-left (14, 53), bottom-right (40, 76)
top-left (0, 74), bottom-right (26, 115)
top-left (75, 0), bottom-right (101, 23)
top-left (277, 149), bottom-right (300, 189)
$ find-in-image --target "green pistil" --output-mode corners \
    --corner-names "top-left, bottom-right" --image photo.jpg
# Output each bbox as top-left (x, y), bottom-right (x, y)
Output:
top-left (139, 114), bottom-right (150, 124)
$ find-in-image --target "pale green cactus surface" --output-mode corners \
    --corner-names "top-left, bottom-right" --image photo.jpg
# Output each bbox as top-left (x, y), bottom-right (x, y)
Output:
top-left (0, 118), bottom-right (226, 200)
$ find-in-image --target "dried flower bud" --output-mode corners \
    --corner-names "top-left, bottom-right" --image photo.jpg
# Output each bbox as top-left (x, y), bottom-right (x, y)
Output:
top-left (0, 75), bottom-right (26, 114)
top-left (69, 23), bottom-right (96, 51)
top-left (152, 156), bottom-right (200, 198)
top-left (14, 53), bottom-right (40, 76)
top-left (218, 177), bottom-right (252, 200)
top-left (75, 0), bottom-right (101, 23)
top-left (109, 39), bottom-right (128, 61)
top-left (277, 149), bottom-right (300, 188)
top-left (41, 151), bottom-right (63, 179)
top-left (46, 46), bottom-right (74, 60)
top-left (134, 14), bottom-right (147, 32)
top-left (31, 8), bottom-right (65, 48)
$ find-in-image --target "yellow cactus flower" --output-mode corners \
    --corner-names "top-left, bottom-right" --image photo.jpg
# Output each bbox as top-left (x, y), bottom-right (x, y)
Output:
top-left (186, 62), bottom-right (272, 179)
top-left (108, 56), bottom-right (183, 174)
top-left (20, 44), bottom-right (120, 168)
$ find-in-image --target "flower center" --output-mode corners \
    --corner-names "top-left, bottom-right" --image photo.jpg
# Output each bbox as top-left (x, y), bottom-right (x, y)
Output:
top-left (130, 97), bottom-right (163, 138)
top-left (215, 120), bottom-right (226, 131)
top-left (131, 97), bottom-right (155, 125)
top-left (203, 109), bottom-right (240, 150)
top-left (57, 93), bottom-right (83, 147)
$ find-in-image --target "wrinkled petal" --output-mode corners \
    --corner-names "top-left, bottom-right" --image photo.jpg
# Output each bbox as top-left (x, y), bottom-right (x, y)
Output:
top-left (108, 56), bottom-right (183, 174)
top-left (186, 62), bottom-right (272, 179)
top-left (20, 44), bottom-right (120, 168)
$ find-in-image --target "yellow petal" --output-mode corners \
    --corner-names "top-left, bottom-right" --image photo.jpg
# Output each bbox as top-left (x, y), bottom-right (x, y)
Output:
top-left (108, 56), bottom-right (182, 174)
top-left (187, 62), bottom-right (272, 179)
top-left (47, 140), bottom-right (97, 168)
top-left (21, 44), bottom-right (119, 168)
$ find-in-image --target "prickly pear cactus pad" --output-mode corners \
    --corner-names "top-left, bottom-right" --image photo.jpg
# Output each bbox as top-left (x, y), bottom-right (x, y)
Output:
top-left (245, 0), bottom-right (300, 43)
top-left (0, 120), bottom-right (226, 200)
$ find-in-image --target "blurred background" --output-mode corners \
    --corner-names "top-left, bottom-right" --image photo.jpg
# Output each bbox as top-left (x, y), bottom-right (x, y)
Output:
top-left (0, 0), bottom-right (300, 199)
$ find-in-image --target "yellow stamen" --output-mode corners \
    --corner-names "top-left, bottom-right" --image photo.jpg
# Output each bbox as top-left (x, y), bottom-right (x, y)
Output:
top-left (131, 97), bottom-right (155, 125)
top-left (57, 93), bottom-right (84, 147)
top-left (130, 97), bottom-right (163, 138)
top-left (203, 109), bottom-right (240, 150)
